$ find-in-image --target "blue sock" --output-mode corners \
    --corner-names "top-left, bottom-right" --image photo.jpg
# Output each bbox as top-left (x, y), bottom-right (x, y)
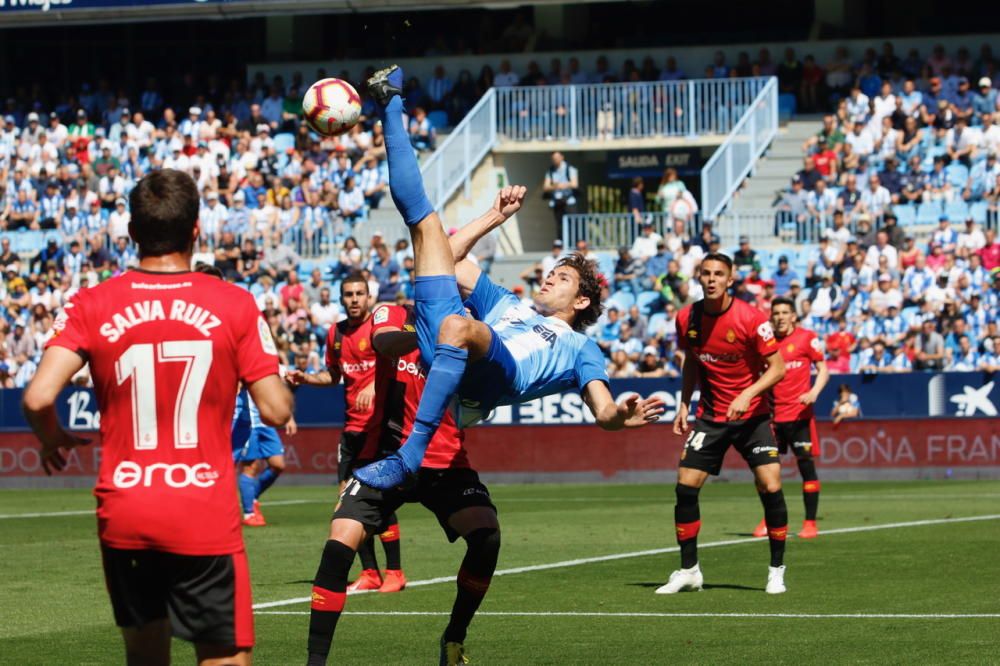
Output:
top-left (256, 467), bottom-right (279, 497)
top-left (379, 95), bottom-right (434, 226)
top-left (397, 343), bottom-right (468, 472)
top-left (238, 474), bottom-right (257, 515)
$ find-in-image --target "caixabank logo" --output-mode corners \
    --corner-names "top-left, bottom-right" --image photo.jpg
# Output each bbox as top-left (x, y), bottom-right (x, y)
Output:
top-left (950, 381), bottom-right (997, 417)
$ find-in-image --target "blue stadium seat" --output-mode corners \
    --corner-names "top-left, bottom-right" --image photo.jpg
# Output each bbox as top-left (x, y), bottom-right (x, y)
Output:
top-left (297, 260), bottom-right (315, 277)
top-left (273, 132), bottom-right (296, 154)
top-left (945, 200), bottom-right (969, 221)
top-left (595, 252), bottom-right (615, 285)
top-left (427, 110), bottom-right (449, 130)
top-left (778, 93), bottom-right (797, 120)
top-left (970, 201), bottom-right (988, 224)
top-left (648, 312), bottom-right (667, 330)
top-left (945, 163), bottom-right (969, 188)
top-left (635, 290), bottom-right (662, 314)
top-left (917, 201), bottom-right (943, 224)
top-left (607, 291), bottom-right (635, 311)
top-left (893, 205), bottom-right (916, 227)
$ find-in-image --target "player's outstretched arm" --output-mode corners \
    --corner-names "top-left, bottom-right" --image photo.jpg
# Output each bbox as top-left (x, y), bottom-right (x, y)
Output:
top-left (801, 359), bottom-right (830, 405)
top-left (286, 369), bottom-right (337, 386)
top-left (23, 347), bottom-right (91, 475)
top-left (247, 374), bottom-right (294, 427)
top-left (727, 351), bottom-right (786, 420)
top-left (449, 186), bottom-right (526, 296)
top-left (582, 380), bottom-right (665, 430)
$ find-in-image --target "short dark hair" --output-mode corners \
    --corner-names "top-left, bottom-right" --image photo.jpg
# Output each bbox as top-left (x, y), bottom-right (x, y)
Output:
top-left (193, 262), bottom-right (224, 280)
top-left (341, 271), bottom-right (369, 295)
top-left (556, 253), bottom-right (603, 332)
top-left (701, 252), bottom-right (733, 271)
top-left (771, 296), bottom-right (795, 312)
top-left (128, 169), bottom-right (199, 257)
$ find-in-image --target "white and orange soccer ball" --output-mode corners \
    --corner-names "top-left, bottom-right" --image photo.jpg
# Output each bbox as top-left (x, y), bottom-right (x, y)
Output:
top-left (301, 78), bottom-right (362, 136)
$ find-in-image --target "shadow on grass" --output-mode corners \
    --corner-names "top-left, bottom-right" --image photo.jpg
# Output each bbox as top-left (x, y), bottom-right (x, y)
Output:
top-left (628, 582), bottom-right (764, 592)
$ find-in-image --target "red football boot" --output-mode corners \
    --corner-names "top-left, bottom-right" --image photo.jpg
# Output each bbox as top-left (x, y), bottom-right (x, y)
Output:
top-left (798, 520), bottom-right (819, 539)
top-left (752, 518), bottom-right (768, 538)
top-left (347, 569), bottom-right (383, 592)
top-left (379, 569), bottom-right (407, 593)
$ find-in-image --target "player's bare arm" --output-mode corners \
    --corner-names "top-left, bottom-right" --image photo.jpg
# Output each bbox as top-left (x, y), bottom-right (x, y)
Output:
top-left (673, 352), bottom-right (700, 435)
top-left (355, 382), bottom-right (375, 412)
top-left (287, 368), bottom-right (338, 386)
top-left (800, 359), bottom-right (830, 405)
top-left (246, 374), bottom-right (294, 427)
top-left (449, 185), bottom-right (526, 297)
top-left (728, 351), bottom-right (786, 420)
top-left (582, 379), bottom-right (665, 430)
top-left (372, 326), bottom-right (419, 358)
top-left (22, 346), bottom-right (91, 475)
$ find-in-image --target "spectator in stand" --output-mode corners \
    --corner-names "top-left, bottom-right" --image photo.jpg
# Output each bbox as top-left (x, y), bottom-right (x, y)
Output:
top-left (628, 177), bottom-right (646, 225)
top-left (356, 155), bottom-right (386, 210)
top-left (732, 235), bottom-right (760, 278)
top-left (914, 317), bottom-right (946, 370)
top-left (613, 246), bottom-right (643, 296)
top-left (977, 228), bottom-right (1000, 270)
top-left (865, 230), bottom-right (899, 270)
top-left (644, 241), bottom-right (670, 291)
top-left (806, 178), bottom-right (837, 219)
top-left (772, 255), bottom-right (798, 296)
top-left (811, 136), bottom-right (839, 179)
top-left (408, 107), bottom-right (435, 152)
top-left (261, 231), bottom-right (300, 281)
top-left (542, 151), bottom-right (578, 227)
top-left (630, 221), bottom-right (661, 262)
top-left (777, 48), bottom-right (802, 102)
top-left (948, 334), bottom-right (979, 371)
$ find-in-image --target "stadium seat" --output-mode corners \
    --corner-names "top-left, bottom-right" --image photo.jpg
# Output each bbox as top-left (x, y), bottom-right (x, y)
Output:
top-left (607, 291), bottom-right (635, 311)
top-left (648, 312), bottom-right (667, 330)
top-left (945, 200), bottom-right (969, 221)
top-left (427, 110), bottom-right (449, 130)
top-left (595, 253), bottom-right (615, 284)
top-left (970, 201), bottom-right (988, 224)
top-left (893, 205), bottom-right (916, 227)
top-left (916, 201), bottom-right (942, 225)
top-left (945, 163), bottom-right (969, 189)
top-left (778, 93), bottom-right (797, 120)
top-left (273, 132), bottom-right (296, 154)
top-left (635, 290), bottom-right (662, 314)
top-left (297, 259), bottom-right (315, 277)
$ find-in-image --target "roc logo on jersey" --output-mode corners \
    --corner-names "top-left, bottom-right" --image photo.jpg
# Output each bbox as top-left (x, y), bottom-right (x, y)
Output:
top-left (726, 329), bottom-right (736, 343)
top-left (687, 329), bottom-right (698, 339)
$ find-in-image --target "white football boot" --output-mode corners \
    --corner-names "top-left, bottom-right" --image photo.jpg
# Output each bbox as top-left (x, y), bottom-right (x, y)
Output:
top-left (766, 565), bottom-right (787, 594)
top-left (655, 564), bottom-right (704, 594)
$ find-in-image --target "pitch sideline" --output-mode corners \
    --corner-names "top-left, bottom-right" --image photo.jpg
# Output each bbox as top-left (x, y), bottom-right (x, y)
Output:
top-left (252, 513), bottom-right (1000, 610)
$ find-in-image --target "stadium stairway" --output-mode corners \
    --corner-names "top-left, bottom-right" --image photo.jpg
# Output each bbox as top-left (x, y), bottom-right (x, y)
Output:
top-left (731, 117), bottom-right (820, 213)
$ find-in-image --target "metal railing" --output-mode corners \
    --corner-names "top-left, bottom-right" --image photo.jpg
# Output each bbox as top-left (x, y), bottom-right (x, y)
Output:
top-left (493, 78), bottom-right (771, 142)
top-left (420, 89), bottom-right (497, 212)
top-left (562, 212), bottom-right (699, 250)
top-left (700, 77), bottom-right (779, 220)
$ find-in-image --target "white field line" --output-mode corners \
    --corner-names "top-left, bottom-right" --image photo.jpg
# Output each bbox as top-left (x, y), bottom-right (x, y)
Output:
top-left (251, 513), bottom-right (1000, 610)
top-left (256, 610), bottom-right (1000, 619)
top-left (6, 493), bottom-right (1000, 520)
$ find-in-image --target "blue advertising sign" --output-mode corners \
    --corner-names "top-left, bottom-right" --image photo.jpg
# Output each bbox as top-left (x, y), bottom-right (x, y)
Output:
top-left (0, 373), bottom-right (996, 432)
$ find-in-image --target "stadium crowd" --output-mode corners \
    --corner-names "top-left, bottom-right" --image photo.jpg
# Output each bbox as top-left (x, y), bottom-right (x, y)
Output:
top-left (3, 42), bottom-right (1000, 388)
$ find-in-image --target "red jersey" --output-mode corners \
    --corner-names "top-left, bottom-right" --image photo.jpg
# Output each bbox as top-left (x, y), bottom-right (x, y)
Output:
top-left (812, 149), bottom-right (837, 177)
top-left (825, 329), bottom-right (855, 361)
top-left (771, 326), bottom-right (824, 423)
top-left (325, 315), bottom-right (377, 432)
top-left (677, 297), bottom-right (778, 422)
top-left (48, 270), bottom-right (279, 555)
top-left (370, 304), bottom-right (468, 469)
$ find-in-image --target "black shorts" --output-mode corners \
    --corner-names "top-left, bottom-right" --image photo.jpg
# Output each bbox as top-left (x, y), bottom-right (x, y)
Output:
top-left (335, 467), bottom-right (496, 542)
top-left (338, 430), bottom-right (368, 482)
top-left (773, 418), bottom-right (819, 458)
top-left (100, 546), bottom-right (254, 648)
top-left (679, 415), bottom-right (779, 476)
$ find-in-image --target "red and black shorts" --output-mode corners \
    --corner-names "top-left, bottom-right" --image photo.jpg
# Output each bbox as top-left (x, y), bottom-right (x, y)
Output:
top-left (773, 418), bottom-right (819, 459)
top-left (679, 414), bottom-right (779, 476)
top-left (335, 467), bottom-right (496, 542)
top-left (100, 545), bottom-right (253, 648)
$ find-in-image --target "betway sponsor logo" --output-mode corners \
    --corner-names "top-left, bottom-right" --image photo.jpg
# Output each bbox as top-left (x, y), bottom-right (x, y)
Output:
top-left (397, 358), bottom-right (426, 380)
top-left (112, 461), bottom-right (220, 488)
top-left (786, 360), bottom-right (806, 369)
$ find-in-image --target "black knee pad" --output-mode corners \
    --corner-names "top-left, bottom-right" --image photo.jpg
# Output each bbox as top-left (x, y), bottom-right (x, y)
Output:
top-left (675, 483), bottom-right (701, 507)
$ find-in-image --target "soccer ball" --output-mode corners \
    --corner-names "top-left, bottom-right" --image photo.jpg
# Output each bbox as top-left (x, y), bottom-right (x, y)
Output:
top-left (302, 78), bottom-right (362, 136)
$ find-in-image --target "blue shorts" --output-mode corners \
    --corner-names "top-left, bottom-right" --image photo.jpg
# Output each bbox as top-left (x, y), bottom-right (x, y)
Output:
top-left (457, 272), bottom-right (518, 417)
top-left (413, 275), bottom-right (466, 368)
top-left (232, 422), bottom-right (284, 462)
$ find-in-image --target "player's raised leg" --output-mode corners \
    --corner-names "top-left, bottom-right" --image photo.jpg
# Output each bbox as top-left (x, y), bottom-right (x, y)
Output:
top-left (754, 463), bottom-right (788, 594)
top-left (354, 65), bottom-right (490, 488)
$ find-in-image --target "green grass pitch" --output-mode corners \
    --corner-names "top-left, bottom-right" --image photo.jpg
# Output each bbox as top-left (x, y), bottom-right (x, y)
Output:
top-left (2, 480), bottom-right (999, 664)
